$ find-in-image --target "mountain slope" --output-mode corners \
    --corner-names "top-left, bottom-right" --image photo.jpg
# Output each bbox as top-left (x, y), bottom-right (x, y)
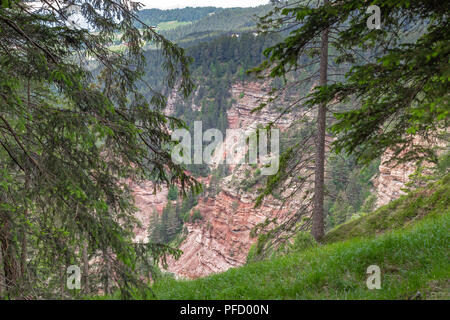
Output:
top-left (161, 6), bottom-right (271, 44)
top-left (148, 176), bottom-right (450, 300)
top-left (324, 174), bottom-right (450, 243)
top-left (137, 7), bottom-right (217, 26)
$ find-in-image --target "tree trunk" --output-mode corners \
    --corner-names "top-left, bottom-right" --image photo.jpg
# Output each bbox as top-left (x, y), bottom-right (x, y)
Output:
top-left (0, 241), bottom-right (5, 298)
top-left (59, 262), bottom-right (64, 300)
top-left (0, 216), bottom-right (19, 295)
top-left (82, 240), bottom-right (89, 294)
top-left (20, 176), bottom-right (29, 278)
top-left (21, 79), bottom-right (31, 278)
top-left (103, 247), bottom-right (111, 295)
top-left (312, 0), bottom-right (329, 241)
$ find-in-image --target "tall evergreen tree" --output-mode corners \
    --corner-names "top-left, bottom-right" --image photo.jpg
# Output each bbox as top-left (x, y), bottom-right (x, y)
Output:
top-left (312, 0), bottom-right (329, 241)
top-left (0, 0), bottom-right (199, 298)
top-left (252, 0), bottom-right (340, 243)
top-left (253, 0), bottom-right (448, 253)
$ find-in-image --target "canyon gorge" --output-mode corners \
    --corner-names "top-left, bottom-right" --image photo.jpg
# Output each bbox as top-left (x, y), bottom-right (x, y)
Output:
top-left (131, 79), bottom-right (417, 279)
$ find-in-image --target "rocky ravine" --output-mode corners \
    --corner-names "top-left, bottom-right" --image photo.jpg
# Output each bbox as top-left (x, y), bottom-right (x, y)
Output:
top-left (372, 135), bottom-right (447, 208)
top-left (165, 183), bottom-right (288, 278)
top-left (372, 150), bottom-right (416, 208)
top-left (164, 82), bottom-right (298, 278)
top-left (131, 81), bottom-right (297, 278)
top-left (132, 80), bottom-right (422, 279)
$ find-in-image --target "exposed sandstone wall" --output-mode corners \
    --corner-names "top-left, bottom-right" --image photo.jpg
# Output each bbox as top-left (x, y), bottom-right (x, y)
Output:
top-left (209, 81), bottom-right (290, 169)
top-left (165, 85), bottom-right (202, 116)
top-left (165, 186), bottom-right (285, 278)
top-left (372, 136), bottom-right (446, 208)
top-left (131, 181), bottom-right (168, 243)
top-left (228, 81), bottom-right (291, 129)
top-left (372, 150), bottom-right (415, 208)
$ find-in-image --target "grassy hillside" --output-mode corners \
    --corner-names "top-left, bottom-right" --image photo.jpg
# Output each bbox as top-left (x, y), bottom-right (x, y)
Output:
top-left (137, 7), bottom-right (217, 26)
top-left (156, 21), bottom-right (192, 31)
top-left (148, 176), bottom-right (450, 300)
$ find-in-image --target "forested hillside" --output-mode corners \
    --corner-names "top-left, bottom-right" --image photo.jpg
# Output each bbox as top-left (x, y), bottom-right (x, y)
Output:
top-left (137, 7), bottom-right (217, 26)
top-left (161, 6), bottom-right (270, 42)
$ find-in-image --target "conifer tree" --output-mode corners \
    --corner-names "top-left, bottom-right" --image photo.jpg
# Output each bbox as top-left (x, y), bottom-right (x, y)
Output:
top-left (0, 0), bottom-right (200, 298)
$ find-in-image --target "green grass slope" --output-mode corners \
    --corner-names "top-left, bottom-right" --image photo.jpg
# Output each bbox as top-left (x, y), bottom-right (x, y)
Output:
top-left (150, 176), bottom-right (450, 300)
top-left (324, 174), bottom-right (450, 243)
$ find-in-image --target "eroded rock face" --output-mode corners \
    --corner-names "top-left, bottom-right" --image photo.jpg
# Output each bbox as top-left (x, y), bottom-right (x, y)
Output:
top-left (130, 80), bottom-right (297, 279)
top-left (372, 136), bottom-right (445, 208)
top-left (228, 81), bottom-right (291, 130)
top-left (131, 181), bottom-right (168, 243)
top-left (372, 151), bottom-right (415, 208)
top-left (165, 187), bottom-right (283, 278)
top-left (162, 82), bottom-right (303, 278)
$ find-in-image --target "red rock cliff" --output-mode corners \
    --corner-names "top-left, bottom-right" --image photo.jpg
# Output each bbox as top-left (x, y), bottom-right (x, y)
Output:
top-left (131, 80), bottom-right (298, 278)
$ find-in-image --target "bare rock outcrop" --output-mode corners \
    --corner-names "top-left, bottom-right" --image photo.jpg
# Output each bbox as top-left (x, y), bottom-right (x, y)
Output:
top-left (163, 81), bottom-right (297, 278)
top-left (165, 187), bottom-right (284, 278)
top-left (372, 135), bottom-right (447, 208)
top-left (372, 151), bottom-right (416, 208)
top-left (131, 181), bottom-right (168, 243)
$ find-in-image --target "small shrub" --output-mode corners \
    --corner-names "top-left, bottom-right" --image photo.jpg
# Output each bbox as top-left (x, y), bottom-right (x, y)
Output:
top-left (168, 186), bottom-right (178, 200)
top-left (289, 232), bottom-right (317, 253)
top-left (191, 209), bottom-right (203, 223)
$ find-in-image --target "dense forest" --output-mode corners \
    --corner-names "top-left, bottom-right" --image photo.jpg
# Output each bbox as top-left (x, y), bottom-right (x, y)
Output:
top-left (0, 0), bottom-right (448, 303)
top-left (137, 6), bottom-right (217, 26)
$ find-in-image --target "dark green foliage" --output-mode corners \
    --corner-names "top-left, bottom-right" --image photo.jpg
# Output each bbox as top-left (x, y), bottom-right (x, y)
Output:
top-left (161, 6), bottom-right (271, 43)
top-left (137, 7), bottom-right (217, 26)
top-left (258, 0), bottom-right (449, 164)
top-left (325, 154), bottom-right (380, 229)
top-left (180, 192), bottom-right (199, 223)
top-left (191, 209), bottom-right (203, 223)
top-left (0, 0), bottom-right (200, 298)
top-left (149, 191), bottom-right (200, 244)
top-left (149, 201), bottom-right (183, 244)
top-left (187, 32), bottom-right (281, 78)
top-left (168, 186), bottom-right (178, 201)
